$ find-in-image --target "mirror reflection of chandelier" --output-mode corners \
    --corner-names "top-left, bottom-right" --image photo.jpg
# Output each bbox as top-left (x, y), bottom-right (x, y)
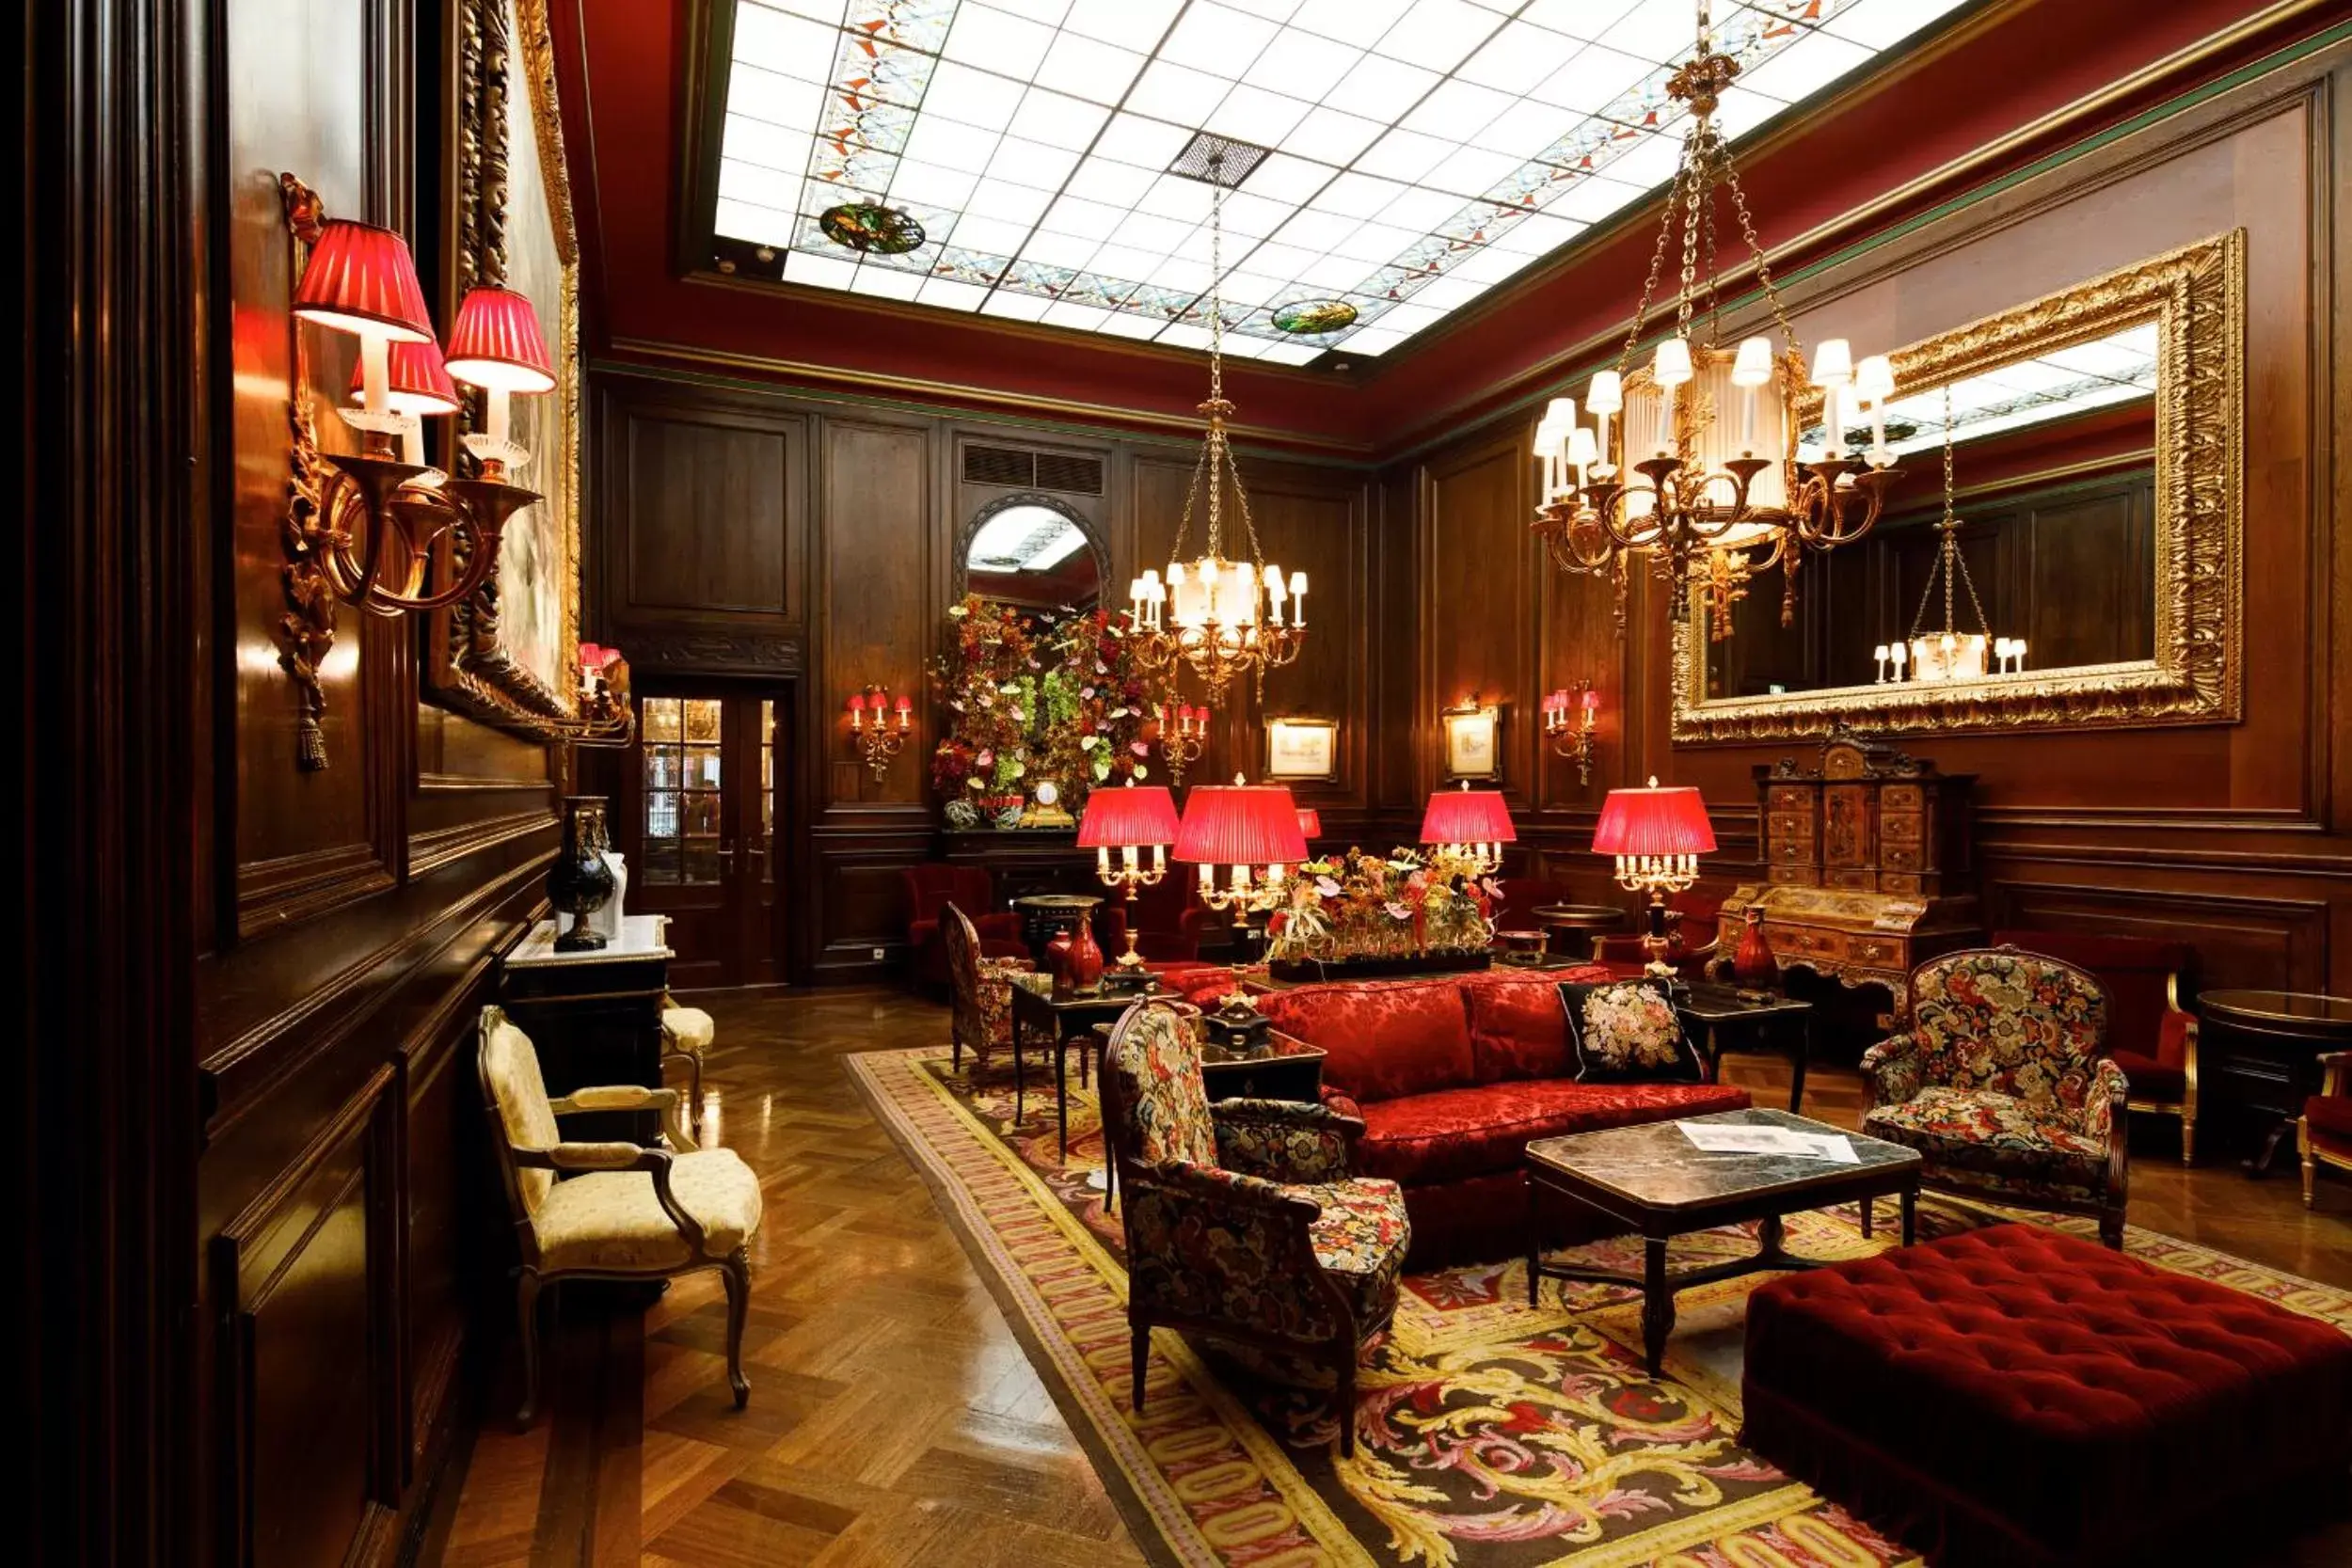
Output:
top-left (1875, 386), bottom-right (2016, 684)
top-left (1129, 144), bottom-right (1305, 705)
top-left (1531, 0), bottom-right (1902, 638)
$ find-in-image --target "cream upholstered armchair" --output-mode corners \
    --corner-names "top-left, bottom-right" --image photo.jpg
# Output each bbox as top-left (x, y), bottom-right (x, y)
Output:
top-left (479, 1006), bottom-right (763, 1423)
top-left (660, 995), bottom-right (714, 1133)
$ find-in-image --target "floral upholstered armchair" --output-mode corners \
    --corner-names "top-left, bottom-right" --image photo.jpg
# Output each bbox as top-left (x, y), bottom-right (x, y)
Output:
top-left (941, 900), bottom-right (1049, 1077)
top-left (1103, 1000), bottom-right (1409, 1458)
top-left (1863, 946), bottom-right (2129, 1247)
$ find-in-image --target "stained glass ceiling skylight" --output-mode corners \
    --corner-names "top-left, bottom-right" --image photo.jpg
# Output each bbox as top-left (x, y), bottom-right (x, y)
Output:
top-left (1810, 323), bottom-right (2161, 458)
top-left (712, 0), bottom-right (1972, 364)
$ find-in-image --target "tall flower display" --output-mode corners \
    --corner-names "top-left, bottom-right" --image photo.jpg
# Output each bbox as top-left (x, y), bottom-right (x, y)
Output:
top-left (1264, 846), bottom-right (1502, 966)
top-left (930, 594), bottom-right (1165, 823)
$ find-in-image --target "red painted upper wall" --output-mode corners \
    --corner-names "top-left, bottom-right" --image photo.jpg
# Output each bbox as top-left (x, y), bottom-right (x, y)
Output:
top-left (548, 0), bottom-right (2338, 456)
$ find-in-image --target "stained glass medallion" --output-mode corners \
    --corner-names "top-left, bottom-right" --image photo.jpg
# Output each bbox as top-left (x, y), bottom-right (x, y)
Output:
top-left (1270, 298), bottom-right (1359, 336)
top-left (818, 200), bottom-right (929, 254)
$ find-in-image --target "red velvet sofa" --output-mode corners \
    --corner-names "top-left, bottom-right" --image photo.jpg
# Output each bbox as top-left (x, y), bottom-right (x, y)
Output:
top-left (1256, 969), bottom-right (1753, 1265)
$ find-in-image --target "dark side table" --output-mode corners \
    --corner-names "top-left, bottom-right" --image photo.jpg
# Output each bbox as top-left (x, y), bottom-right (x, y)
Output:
top-left (1676, 982), bottom-right (1815, 1114)
top-left (498, 914), bottom-right (674, 1146)
top-left (2198, 990), bottom-right (2352, 1176)
top-left (1530, 903), bottom-right (1628, 959)
top-left (1010, 893), bottom-right (1103, 964)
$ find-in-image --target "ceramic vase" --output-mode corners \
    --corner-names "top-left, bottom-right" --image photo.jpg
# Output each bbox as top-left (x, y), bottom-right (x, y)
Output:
top-left (1733, 906), bottom-right (1777, 991)
top-left (548, 796), bottom-right (617, 951)
top-left (1064, 913), bottom-right (1104, 994)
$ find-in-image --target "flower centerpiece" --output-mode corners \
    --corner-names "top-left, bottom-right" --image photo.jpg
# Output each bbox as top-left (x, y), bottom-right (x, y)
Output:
top-left (1263, 846), bottom-right (1502, 978)
top-left (931, 594), bottom-right (1167, 827)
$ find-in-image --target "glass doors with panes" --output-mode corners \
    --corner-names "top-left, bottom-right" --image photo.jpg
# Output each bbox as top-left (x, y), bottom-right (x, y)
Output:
top-left (621, 693), bottom-right (785, 989)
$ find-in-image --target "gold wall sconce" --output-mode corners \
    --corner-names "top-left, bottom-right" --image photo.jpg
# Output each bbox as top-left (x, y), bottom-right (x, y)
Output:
top-left (1543, 684), bottom-right (1601, 786)
top-left (1155, 700), bottom-right (1211, 788)
top-left (847, 685), bottom-right (912, 781)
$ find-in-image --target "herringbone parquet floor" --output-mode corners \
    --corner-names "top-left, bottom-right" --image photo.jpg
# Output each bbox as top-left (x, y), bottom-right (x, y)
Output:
top-left (429, 985), bottom-right (2352, 1566)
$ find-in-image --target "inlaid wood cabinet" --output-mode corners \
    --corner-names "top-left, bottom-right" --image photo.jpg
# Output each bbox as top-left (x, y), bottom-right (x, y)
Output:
top-left (1715, 726), bottom-right (1984, 1010)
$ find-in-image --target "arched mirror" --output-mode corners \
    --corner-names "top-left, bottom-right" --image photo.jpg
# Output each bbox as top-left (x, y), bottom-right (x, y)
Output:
top-left (956, 493), bottom-right (1104, 615)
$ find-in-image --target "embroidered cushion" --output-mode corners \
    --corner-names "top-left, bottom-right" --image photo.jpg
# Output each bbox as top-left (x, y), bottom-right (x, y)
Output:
top-left (1257, 978), bottom-right (1477, 1101)
top-left (1560, 978), bottom-right (1704, 1084)
top-left (1910, 947), bottom-right (2107, 1108)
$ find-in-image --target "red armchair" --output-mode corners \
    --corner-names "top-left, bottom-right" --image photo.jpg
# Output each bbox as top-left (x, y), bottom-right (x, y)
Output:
top-left (905, 864), bottom-right (1024, 987)
top-left (1994, 929), bottom-right (2199, 1164)
top-left (2300, 1052), bottom-right (2352, 1208)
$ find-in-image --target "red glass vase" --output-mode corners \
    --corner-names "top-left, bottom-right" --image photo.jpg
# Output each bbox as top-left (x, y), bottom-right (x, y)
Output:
top-left (1732, 907), bottom-right (1777, 991)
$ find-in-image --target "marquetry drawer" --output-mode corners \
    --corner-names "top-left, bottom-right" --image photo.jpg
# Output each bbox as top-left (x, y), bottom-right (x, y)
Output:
top-left (1767, 785), bottom-right (1815, 814)
top-left (1882, 842), bottom-right (1922, 871)
top-left (1848, 935), bottom-right (1903, 968)
top-left (1773, 927), bottom-right (1848, 963)
top-left (1826, 868), bottom-right (1877, 891)
top-left (1767, 812), bottom-right (1814, 843)
top-left (1881, 784), bottom-right (1924, 812)
top-left (1768, 867), bottom-right (1816, 887)
top-left (1881, 812), bottom-right (1922, 846)
top-left (1880, 874), bottom-right (1921, 896)
top-left (1772, 837), bottom-right (1814, 865)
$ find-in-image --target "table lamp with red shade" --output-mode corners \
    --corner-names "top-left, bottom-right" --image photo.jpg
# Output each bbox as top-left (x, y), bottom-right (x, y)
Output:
top-left (1592, 776), bottom-right (1716, 977)
top-left (1419, 781), bottom-right (1516, 876)
top-left (1174, 777), bottom-right (1309, 930)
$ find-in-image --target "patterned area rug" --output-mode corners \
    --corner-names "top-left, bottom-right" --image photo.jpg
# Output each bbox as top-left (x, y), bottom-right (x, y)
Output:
top-left (846, 1045), bottom-right (2352, 1568)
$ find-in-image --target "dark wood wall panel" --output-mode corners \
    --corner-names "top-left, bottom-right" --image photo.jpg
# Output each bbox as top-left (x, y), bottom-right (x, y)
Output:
top-left (1384, 59), bottom-right (2352, 985)
top-left (592, 372), bottom-right (1377, 981)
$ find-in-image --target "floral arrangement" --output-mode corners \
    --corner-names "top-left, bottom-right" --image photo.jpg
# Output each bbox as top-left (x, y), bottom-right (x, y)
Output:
top-left (930, 594), bottom-right (1165, 817)
top-left (1264, 846), bottom-right (1502, 965)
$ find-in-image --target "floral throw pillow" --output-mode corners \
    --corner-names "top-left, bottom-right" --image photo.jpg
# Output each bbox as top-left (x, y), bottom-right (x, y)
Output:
top-left (1560, 979), bottom-right (1704, 1084)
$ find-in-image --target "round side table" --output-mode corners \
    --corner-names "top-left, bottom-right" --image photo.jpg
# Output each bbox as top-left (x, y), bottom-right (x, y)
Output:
top-left (1529, 903), bottom-right (1629, 961)
top-left (2197, 989), bottom-right (2352, 1176)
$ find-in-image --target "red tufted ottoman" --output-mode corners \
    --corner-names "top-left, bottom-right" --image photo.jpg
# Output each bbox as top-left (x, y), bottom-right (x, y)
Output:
top-left (1741, 1223), bottom-right (2352, 1566)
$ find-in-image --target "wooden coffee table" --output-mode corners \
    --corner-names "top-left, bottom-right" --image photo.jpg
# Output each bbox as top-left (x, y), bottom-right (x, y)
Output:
top-left (1525, 1108), bottom-right (1923, 1375)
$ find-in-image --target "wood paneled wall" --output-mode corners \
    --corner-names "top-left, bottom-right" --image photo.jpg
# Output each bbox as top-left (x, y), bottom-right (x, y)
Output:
top-left (587, 371), bottom-right (1381, 982)
top-left (1384, 46), bottom-right (2352, 994)
top-left (184, 0), bottom-right (562, 1561)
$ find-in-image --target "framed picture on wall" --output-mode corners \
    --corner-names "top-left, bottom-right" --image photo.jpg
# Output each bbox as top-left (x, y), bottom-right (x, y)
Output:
top-left (1442, 702), bottom-right (1502, 782)
top-left (1264, 717), bottom-right (1339, 783)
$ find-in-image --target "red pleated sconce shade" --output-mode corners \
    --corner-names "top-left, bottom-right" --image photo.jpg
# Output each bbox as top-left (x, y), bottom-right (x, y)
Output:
top-left (443, 285), bottom-right (556, 392)
top-left (1591, 783), bottom-right (1717, 856)
top-left (1174, 784), bottom-right (1308, 866)
top-left (350, 339), bottom-right (461, 416)
top-left (292, 219), bottom-right (436, 342)
top-left (1419, 788), bottom-right (1515, 846)
top-left (1076, 784), bottom-right (1181, 849)
top-left (1295, 807), bottom-right (1322, 840)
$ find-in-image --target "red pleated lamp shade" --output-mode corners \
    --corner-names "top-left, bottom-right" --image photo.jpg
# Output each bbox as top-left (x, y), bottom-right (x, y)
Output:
top-left (1174, 784), bottom-right (1308, 866)
top-left (443, 285), bottom-right (556, 392)
top-left (1592, 782), bottom-right (1716, 856)
top-left (293, 219), bottom-right (436, 342)
top-left (1420, 788), bottom-right (1516, 846)
top-left (1295, 807), bottom-right (1322, 840)
top-left (350, 338), bottom-right (460, 416)
top-left (1075, 784), bottom-right (1181, 848)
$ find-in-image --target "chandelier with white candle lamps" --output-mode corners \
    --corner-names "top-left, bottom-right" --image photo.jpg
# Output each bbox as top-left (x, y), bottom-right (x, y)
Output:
top-left (1530, 1), bottom-right (1902, 639)
top-left (1871, 387), bottom-right (2020, 686)
top-left (1127, 147), bottom-right (1305, 705)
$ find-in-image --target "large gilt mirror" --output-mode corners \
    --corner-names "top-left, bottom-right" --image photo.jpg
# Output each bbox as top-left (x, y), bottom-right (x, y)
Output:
top-left (1671, 230), bottom-right (2243, 741)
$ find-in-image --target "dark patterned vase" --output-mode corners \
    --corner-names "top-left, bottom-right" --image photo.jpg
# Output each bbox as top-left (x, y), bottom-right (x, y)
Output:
top-left (548, 796), bottom-right (617, 952)
top-left (1733, 906), bottom-right (1777, 992)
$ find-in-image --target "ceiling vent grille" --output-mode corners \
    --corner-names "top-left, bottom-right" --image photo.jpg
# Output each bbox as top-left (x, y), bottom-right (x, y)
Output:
top-left (1168, 131), bottom-right (1268, 187)
top-left (962, 443), bottom-right (1104, 497)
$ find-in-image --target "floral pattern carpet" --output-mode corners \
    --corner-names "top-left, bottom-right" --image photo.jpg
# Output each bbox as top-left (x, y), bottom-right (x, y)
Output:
top-left (846, 1045), bottom-right (2352, 1568)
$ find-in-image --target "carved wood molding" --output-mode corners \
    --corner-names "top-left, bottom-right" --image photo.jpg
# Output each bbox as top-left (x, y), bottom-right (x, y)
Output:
top-left (624, 630), bottom-right (805, 673)
top-left (276, 173), bottom-right (337, 770)
top-left (1672, 230), bottom-right (2246, 742)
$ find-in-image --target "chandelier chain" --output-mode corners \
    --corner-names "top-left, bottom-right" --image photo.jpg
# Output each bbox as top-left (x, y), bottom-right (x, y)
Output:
top-left (1618, 151), bottom-right (1688, 372)
top-left (1722, 158), bottom-right (1804, 362)
top-left (1910, 384), bottom-right (1992, 641)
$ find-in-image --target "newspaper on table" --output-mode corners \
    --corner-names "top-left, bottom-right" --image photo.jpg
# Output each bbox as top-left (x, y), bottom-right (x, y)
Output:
top-left (1677, 1120), bottom-right (1859, 1164)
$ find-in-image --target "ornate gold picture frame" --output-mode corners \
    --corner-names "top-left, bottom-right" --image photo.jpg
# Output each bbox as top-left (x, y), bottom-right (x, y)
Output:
top-left (1670, 230), bottom-right (2244, 742)
top-left (424, 0), bottom-right (583, 732)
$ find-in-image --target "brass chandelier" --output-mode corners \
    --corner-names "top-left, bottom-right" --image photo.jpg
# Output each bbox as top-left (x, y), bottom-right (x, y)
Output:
top-left (1128, 147), bottom-right (1305, 705)
top-left (1532, 1), bottom-right (1902, 637)
top-left (1873, 386), bottom-right (2020, 684)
